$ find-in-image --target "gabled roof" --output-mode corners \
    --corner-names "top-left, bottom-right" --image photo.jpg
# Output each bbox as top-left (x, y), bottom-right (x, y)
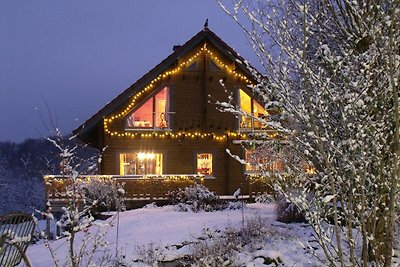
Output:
top-left (73, 27), bottom-right (258, 140)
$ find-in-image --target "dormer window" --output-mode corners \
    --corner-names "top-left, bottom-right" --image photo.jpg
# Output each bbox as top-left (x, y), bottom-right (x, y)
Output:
top-left (126, 87), bottom-right (170, 129)
top-left (239, 89), bottom-right (267, 130)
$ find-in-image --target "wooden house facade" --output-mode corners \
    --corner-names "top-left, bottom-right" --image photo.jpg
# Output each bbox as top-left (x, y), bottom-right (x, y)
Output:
top-left (48, 27), bottom-right (278, 202)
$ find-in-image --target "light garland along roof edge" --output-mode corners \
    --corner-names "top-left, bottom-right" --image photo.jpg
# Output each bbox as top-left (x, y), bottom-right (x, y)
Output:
top-left (73, 27), bottom-right (262, 142)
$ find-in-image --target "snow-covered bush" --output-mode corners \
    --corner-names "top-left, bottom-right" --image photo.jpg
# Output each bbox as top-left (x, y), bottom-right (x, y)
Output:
top-left (225, 201), bottom-right (243, 210)
top-left (255, 192), bottom-right (276, 204)
top-left (238, 215), bottom-right (266, 245)
top-left (218, 1), bottom-right (400, 264)
top-left (41, 132), bottom-right (116, 267)
top-left (133, 242), bottom-right (164, 265)
top-left (275, 194), bottom-right (306, 224)
top-left (189, 216), bottom-right (280, 266)
top-left (168, 184), bottom-right (220, 212)
top-left (190, 228), bottom-right (239, 266)
top-left (81, 178), bottom-right (125, 212)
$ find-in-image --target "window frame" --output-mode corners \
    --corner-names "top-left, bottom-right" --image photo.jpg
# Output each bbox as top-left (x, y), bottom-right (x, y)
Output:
top-left (238, 88), bottom-right (267, 130)
top-left (195, 152), bottom-right (215, 178)
top-left (118, 151), bottom-right (164, 176)
top-left (125, 86), bottom-right (170, 130)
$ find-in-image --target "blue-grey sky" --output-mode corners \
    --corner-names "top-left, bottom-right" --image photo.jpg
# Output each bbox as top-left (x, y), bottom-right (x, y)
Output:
top-left (0, 1), bottom-right (259, 142)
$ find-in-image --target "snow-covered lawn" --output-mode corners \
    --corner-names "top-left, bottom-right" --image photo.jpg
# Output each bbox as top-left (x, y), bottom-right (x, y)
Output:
top-left (26, 203), bottom-right (322, 266)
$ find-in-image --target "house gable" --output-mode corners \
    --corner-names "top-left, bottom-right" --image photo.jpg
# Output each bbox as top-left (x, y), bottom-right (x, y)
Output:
top-left (103, 42), bottom-right (255, 139)
top-left (73, 27), bottom-right (266, 148)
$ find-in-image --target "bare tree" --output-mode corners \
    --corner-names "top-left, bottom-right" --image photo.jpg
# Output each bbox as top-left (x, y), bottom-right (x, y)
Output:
top-left (218, 0), bottom-right (399, 265)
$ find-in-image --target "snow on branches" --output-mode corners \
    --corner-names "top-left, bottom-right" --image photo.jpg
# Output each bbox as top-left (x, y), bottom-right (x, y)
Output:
top-left (218, 0), bottom-right (399, 265)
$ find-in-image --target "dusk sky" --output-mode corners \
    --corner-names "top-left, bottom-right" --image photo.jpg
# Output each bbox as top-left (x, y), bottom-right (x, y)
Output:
top-left (0, 1), bottom-right (260, 142)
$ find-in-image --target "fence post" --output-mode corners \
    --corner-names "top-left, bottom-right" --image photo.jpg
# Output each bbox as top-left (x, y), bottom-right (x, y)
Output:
top-left (46, 217), bottom-right (51, 239)
top-left (248, 176), bottom-right (253, 201)
top-left (45, 202), bottom-right (52, 239)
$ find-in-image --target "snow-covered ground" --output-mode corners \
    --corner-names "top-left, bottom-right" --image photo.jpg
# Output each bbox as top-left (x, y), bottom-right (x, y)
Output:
top-left (25, 203), bottom-right (323, 266)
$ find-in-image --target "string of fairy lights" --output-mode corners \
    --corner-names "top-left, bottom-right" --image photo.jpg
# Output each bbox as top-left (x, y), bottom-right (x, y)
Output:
top-left (103, 43), bottom-right (257, 141)
top-left (44, 174), bottom-right (205, 183)
top-left (44, 174), bottom-right (206, 198)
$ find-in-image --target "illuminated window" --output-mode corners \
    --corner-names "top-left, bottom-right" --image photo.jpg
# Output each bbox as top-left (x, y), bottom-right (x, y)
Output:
top-left (119, 152), bottom-right (163, 175)
top-left (126, 87), bottom-right (169, 129)
top-left (239, 89), bottom-right (252, 128)
top-left (155, 88), bottom-right (168, 128)
top-left (239, 89), bottom-right (268, 129)
top-left (245, 149), bottom-right (283, 173)
top-left (197, 153), bottom-right (213, 176)
top-left (253, 100), bottom-right (266, 129)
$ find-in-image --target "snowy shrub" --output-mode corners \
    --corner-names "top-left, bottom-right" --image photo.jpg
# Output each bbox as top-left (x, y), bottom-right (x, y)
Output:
top-left (168, 184), bottom-right (219, 212)
top-left (190, 228), bottom-right (239, 266)
top-left (189, 216), bottom-right (272, 266)
top-left (42, 133), bottom-right (117, 267)
top-left (81, 178), bottom-right (125, 212)
top-left (275, 194), bottom-right (306, 223)
top-left (255, 192), bottom-right (276, 204)
top-left (133, 242), bottom-right (164, 265)
top-left (239, 215), bottom-right (266, 245)
top-left (219, 0), bottom-right (400, 265)
top-left (225, 201), bottom-right (243, 210)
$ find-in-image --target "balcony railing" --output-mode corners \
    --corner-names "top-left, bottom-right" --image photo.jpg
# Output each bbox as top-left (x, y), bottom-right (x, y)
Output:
top-left (44, 174), bottom-right (205, 200)
top-left (126, 112), bottom-right (175, 130)
top-left (239, 116), bottom-right (272, 133)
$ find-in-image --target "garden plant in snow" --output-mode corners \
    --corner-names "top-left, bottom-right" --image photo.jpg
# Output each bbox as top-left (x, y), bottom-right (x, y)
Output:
top-left (42, 131), bottom-right (120, 267)
top-left (81, 177), bottom-right (125, 212)
top-left (218, 0), bottom-right (399, 266)
top-left (168, 183), bottom-right (220, 212)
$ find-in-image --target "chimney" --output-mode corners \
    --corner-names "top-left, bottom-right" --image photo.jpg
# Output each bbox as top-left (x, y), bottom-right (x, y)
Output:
top-left (173, 45), bottom-right (182, 51)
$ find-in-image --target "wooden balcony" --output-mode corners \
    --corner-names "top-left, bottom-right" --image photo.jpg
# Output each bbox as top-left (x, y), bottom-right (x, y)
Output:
top-left (44, 174), bottom-right (204, 201)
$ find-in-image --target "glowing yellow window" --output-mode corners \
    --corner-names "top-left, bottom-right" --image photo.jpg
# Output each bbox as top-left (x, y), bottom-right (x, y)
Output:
top-left (239, 89), bottom-right (252, 128)
top-left (253, 100), bottom-right (267, 129)
top-left (119, 153), bottom-right (163, 175)
top-left (239, 89), bottom-right (267, 129)
top-left (197, 153), bottom-right (213, 176)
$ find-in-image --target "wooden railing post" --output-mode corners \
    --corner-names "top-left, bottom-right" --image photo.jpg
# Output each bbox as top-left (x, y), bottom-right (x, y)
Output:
top-left (149, 176), bottom-right (153, 201)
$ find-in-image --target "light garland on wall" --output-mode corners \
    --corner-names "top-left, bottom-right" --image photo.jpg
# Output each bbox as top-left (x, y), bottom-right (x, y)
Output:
top-left (103, 43), bottom-right (255, 140)
top-left (103, 130), bottom-right (281, 141)
top-left (44, 174), bottom-right (205, 183)
top-left (107, 131), bottom-right (248, 140)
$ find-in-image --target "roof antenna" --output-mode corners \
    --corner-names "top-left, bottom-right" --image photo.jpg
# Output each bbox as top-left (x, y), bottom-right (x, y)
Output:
top-left (204, 18), bottom-right (209, 29)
